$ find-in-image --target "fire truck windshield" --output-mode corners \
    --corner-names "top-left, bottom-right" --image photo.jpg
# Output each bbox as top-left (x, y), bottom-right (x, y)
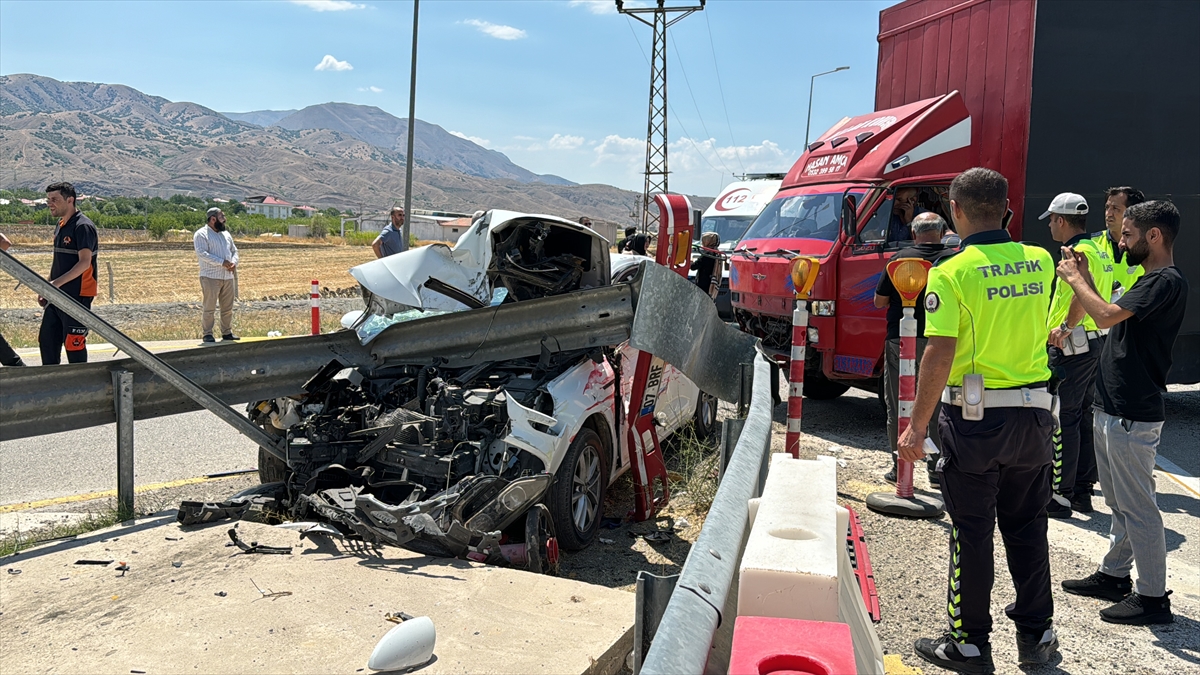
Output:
top-left (739, 192), bottom-right (847, 247)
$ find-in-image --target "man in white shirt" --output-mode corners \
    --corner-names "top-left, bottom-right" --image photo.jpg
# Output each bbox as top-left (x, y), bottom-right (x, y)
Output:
top-left (194, 207), bottom-right (239, 342)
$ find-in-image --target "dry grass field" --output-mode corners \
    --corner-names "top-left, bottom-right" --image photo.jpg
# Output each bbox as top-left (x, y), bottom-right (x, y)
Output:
top-left (0, 243), bottom-right (372, 308)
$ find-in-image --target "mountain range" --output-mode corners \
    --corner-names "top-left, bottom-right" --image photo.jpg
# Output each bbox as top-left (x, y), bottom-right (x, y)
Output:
top-left (0, 74), bottom-right (704, 222)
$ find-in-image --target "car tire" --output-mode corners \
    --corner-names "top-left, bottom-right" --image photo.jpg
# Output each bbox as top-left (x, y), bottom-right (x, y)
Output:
top-left (803, 371), bottom-right (851, 400)
top-left (258, 446), bottom-right (288, 484)
top-left (693, 391), bottom-right (718, 441)
top-left (548, 428), bottom-right (608, 551)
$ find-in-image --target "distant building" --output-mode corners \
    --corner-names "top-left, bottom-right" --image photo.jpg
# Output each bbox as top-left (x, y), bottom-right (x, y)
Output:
top-left (295, 205), bottom-right (319, 216)
top-left (243, 195), bottom-right (293, 219)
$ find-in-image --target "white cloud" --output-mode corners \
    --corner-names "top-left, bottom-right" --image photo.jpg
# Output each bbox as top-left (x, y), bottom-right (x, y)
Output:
top-left (547, 133), bottom-right (585, 150)
top-left (450, 130), bottom-right (492, 148)
top-left (461, 19), bottom-right (527, 41)
top-left (290, 0), bottom-right (365, 11)
top-left (358, 85), bottom-right (384, 93)
top-left (569, 0), bottom-right (616, 15)
top-left (314, 54), bottom-right (353, 71)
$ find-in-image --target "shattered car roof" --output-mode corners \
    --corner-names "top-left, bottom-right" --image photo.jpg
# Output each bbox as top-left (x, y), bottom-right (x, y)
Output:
top-left (350, 210), bottom-right (609, 317)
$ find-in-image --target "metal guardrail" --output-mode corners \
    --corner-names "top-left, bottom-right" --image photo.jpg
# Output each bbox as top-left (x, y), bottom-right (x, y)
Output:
top-left (639, 351), bottom-right (775, 675)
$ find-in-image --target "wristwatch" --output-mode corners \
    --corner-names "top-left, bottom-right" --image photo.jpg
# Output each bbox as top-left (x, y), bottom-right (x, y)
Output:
top-left (1060, 321), bottom-right (1075, 332)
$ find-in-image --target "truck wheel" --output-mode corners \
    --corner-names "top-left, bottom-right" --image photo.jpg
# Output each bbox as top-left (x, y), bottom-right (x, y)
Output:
top-left (693, 391), bottom-right (718, 441)
top-left (548, 428), bottom-right (608, 551)
top-left (803, 372), bottom-right (850, 400)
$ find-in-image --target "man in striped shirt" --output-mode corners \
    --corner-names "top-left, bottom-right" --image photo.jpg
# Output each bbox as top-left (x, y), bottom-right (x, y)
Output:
top-left (194, 207), bottom-right (239, 342)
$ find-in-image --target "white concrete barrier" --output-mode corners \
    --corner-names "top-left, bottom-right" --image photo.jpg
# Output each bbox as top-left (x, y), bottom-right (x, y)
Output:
top-left (736, 453), bottom-right (884, 675)
top-left (738, 454), bottom-right (840, 621)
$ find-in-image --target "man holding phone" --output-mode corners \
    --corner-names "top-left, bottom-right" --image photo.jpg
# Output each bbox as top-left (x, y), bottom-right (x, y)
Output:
top-left (1057, 200), bottom-right (1187, 625)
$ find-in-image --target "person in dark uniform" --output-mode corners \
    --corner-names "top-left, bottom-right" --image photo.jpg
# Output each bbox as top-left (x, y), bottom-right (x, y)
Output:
top-left (899, 168), bottom-right (1059, 673)
top-left (874, 212), bottom-right (955, 486)
top-left (38, 182), bottom-right (99, 365)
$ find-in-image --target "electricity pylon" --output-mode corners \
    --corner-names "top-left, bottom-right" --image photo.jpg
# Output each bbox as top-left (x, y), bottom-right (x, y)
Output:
top-left (617, 0), bottom-right (704, 233)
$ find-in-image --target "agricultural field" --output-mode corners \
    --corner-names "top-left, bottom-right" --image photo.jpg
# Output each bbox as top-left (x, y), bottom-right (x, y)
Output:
top-left (0, 243), bottom-right (371, 308)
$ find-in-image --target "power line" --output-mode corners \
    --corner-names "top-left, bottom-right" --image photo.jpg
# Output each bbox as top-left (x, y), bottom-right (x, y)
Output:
top-left (622, 16), bottom-right (725, 191)
top-left (704, 10), bottom-right (744, 174)
top-left (668, 31), bottom-right (734, 177)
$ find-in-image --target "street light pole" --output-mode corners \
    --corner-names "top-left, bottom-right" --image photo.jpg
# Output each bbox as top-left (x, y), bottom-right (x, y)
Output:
top-left (402, 0), bottom-right (419, 252)
top-left (804, 66), bottom-right (850, 147)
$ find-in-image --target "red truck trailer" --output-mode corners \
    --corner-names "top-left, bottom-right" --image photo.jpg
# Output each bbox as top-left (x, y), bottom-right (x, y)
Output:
top-left (730, 0), bottom-right (1200, 398)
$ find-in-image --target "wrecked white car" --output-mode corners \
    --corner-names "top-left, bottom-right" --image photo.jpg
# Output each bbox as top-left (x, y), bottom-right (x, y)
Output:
top-left (241, 211), bottom-right (715, 572)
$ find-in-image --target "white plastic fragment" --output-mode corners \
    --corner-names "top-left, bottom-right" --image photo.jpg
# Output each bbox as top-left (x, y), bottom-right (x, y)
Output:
top-left (368, 615), bottom-right (436, 672)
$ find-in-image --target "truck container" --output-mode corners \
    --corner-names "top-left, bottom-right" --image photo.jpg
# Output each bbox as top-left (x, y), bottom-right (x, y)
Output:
top-left (729, 0), bottom-right (1199, 397)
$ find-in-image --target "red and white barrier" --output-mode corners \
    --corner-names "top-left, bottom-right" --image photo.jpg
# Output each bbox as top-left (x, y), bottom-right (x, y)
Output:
top-left (895, 306), bottom-right (917, 498)
top-left (785, 301), bottom-right (807, 458)
top-left (310, 280), bottom-right (320, 335)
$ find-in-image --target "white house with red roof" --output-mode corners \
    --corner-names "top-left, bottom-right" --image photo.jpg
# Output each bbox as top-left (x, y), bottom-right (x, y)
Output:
top-left (243, 195), bottom-right (293, 219)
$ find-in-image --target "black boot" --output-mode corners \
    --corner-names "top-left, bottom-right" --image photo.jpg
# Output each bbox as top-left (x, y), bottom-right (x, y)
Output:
top-left (1070, 485), bottom-right (1094, 513)
top-left (914, 634), bottom-right (994, 675)
top-left (1016, 627), bottom-right (1059, 666)
top-left (1062, 570), bottom-right (1133, 602)
top-left (883, 452), bottom-right (898, 484)
top-left (1100, 591), bottom-right (1174, 625)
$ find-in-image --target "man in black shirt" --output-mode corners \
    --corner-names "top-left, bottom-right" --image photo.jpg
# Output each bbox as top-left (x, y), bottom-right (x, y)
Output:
top-left (1056, 200), bottom-right (1187, 626)
top-left (39, 182), bottom-right (99, 365)
top-left (874, 212), bottom-right (954, 485)
top-left (619, 227), bottom-right (648, 256)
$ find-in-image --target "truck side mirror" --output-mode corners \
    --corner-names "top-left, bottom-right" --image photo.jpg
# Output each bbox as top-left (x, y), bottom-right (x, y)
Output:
top-left (693, 209), bottom-right (703, 240)
top-left (841, 195), bottom-right (859, 242)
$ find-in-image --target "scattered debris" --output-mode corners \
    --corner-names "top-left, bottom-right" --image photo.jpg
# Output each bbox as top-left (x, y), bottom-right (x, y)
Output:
top-left (74, 560), bottom-right (113, 566)
top-left (7, 569), bottom-right (20, 575)
top-left (384, 611), bottom-right (415, 624)
top-left (115, 563), bottom-right (130, 577)
top-left (250, 578), bottom-right (292, 600)
top-left (827, 444), bottom-right (844, 454)
top-left (600, 517), bottom-right (623, 530)
top-left (598, 538), bottom-right (615, 545)
top-left (228, 529), bottom-right (291, 556)
top-left (674, 517), bottom-right (691, 530)
top-left (165, 537), bottom-right (182, 541)
top-left (214, 591), bottom-right (227, 597)
top-left (171, 562), bottom-right (183, 568)
top-left (628, 530), bottom-right (672, 544)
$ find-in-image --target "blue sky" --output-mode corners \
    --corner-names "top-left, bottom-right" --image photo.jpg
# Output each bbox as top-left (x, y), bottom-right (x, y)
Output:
top-left (0, 0), bottom-right (892, 197)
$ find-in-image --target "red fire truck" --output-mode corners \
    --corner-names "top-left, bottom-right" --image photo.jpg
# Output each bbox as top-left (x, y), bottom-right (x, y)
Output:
top-left (729, 0), bottom-right (1199, 399)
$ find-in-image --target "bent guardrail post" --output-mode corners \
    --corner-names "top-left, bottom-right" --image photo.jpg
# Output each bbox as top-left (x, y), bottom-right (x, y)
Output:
top-left (640, 351), bottom-right (774, 675)
top-left (0, 250), bottom-right (287, 460)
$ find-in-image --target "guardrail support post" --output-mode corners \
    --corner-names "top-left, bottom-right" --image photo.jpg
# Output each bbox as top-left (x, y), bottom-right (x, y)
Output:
top-left (112, 369), bottom-right (135, 521)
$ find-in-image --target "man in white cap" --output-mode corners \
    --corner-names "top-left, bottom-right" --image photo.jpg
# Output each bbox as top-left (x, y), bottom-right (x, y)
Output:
top-left (1041, 193), bottom-right (1112, 518)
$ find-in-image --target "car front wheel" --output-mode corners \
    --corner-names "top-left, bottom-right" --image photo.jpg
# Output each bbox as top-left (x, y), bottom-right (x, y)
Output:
top-left (548, 428), bottom-right (608, 550)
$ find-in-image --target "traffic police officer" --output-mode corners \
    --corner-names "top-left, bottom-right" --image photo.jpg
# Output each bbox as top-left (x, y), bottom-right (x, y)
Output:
top-left (1043, 193), bottom-right (1113, 517)
top-left (1096, 186), bottom-right (1146, 302)
top-left (899, 168), bottom-right (1059, 674)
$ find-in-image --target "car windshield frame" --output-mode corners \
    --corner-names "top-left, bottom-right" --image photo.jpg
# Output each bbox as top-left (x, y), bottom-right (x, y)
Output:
top-left (739, 190), bottom-right (866, 248)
